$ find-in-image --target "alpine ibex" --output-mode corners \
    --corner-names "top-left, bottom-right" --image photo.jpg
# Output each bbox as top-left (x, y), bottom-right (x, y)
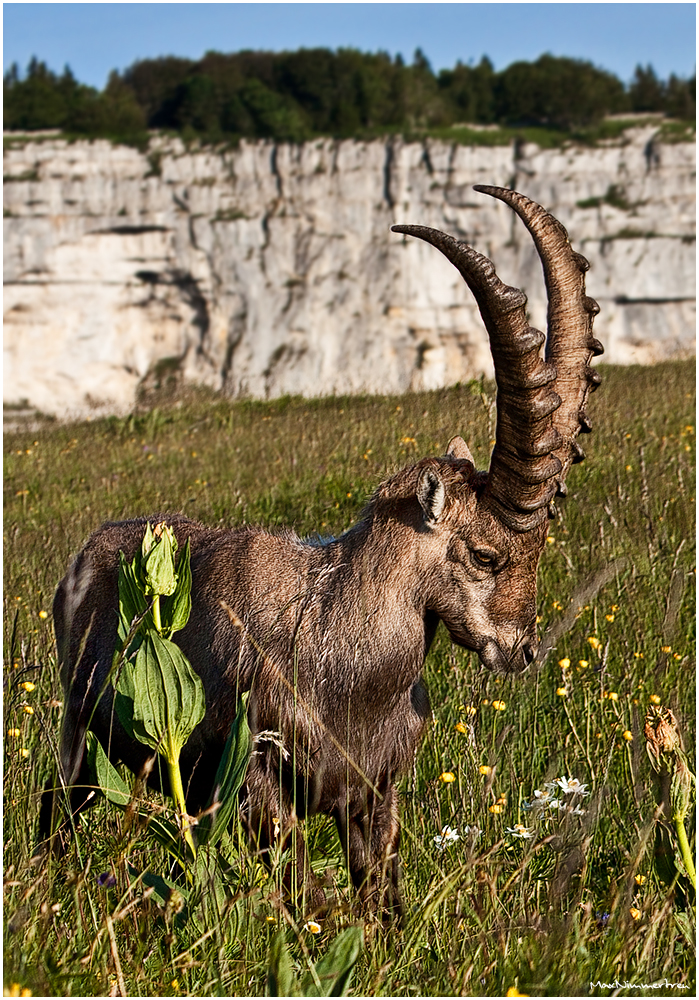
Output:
top-left (49, 186), bottom-right (602, 916)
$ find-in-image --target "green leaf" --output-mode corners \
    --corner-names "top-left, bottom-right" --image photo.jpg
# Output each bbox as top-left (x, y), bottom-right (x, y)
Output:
top-left (115, 632), bottom-right (206, 761)
top-left (143, 522), bottom-right (178, 596)
top-left (197, 693), bottom-right (252, 846)
top-left (301, 926), bottom-right (364, 997)
top-left (114, 654), bottom-right (157, 750)
top-left (86, 731), bottom-right (131, 808)
top-left (161, 537), bottom-right (192, 637)
top-left (117, 550), bottom-right (149, 646)
top-left (266, 932), bottom-right (299, 997)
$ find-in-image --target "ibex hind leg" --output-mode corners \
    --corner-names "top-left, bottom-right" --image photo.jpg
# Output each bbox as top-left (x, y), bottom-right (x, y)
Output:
top-left (37, 697), bottom-right (94, 849)
top-left (242, 771), bottom-right (326, 916)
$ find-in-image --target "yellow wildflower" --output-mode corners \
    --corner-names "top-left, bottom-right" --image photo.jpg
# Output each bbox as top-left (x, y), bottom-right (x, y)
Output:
top-left (661, 645), bottom-right (672, 653)
top-left (20, 682), bottom-right (35, 693)
top-left (558, 658), bottom-right (571, 669)
top-left (22, 706), bottom-right (34, 716)
top-left (7, 729), bottom-right (21, 738)
top-left (479, 765), bottom-right (492, 776)
top-left (546, 536), bottom-right (555, 544)
top-left (605, 614), bottom-right (615, 622)
top-left (588, 637), bottom-right (601, 650)
top-left (20, 749), bottom-right (30, 759)
top-left (439, 772), bottom-right (456, 783)
top-left (556, 687), bottom-right (567, 697)
top-left (464, 705), bottom-right (477, 716)
top-left (38, 611), bottom-right (48, 620)
top-left (454, 722), bottom-right (467, 735)
top-left (650, 694), bottom-right (661, 705)
top-left (578, 659), bottom-right (589, 668)
top-left (622, 731), bottom-right (633, 741)
top-left (634, 874), bottom-right (647, 885)
top-left (492, 700), bottom-right (506, 711)
top-left (629, 907), bottom-right (641, 920)
top-left (488, 803), bottom-right (502, 814)
top-left (607, 691), bottom-right (619, 702)
top-left (506, 989), bottom-right (530, 998)
top-left (304, 920), bottom-right (322, 934)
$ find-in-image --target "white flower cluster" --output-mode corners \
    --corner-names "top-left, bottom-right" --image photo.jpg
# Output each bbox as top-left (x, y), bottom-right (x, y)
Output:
top-left (522, 777), bottom-right (589, 815)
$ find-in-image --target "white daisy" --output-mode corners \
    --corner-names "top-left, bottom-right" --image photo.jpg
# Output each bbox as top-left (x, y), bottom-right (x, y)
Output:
top-left (506, 824), bottom-right (534, 839)
top-left (434, 825), bottom-right (460, 850)
top-left (556, 777), bottom-right (589, 796)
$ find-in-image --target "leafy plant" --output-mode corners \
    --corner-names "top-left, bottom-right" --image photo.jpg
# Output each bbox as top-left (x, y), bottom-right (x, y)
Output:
top-left (91, 520), bottom-right (252, 867)
top-left (266, 926), bottom-right (364, 997)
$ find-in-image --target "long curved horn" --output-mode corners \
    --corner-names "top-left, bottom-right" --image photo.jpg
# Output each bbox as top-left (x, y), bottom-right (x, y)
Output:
top-left (391, 188), bottom-right (601, 532)
top-left (474, 185), bottom-right (604, 507)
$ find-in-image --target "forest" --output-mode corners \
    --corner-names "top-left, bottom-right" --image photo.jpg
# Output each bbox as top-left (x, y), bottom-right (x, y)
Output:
top-left (3, 47), bottom-right (696, 143)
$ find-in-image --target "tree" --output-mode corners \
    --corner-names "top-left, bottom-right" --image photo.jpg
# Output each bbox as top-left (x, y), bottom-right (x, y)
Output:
top-left (494, 54), bottom-right (627, 129)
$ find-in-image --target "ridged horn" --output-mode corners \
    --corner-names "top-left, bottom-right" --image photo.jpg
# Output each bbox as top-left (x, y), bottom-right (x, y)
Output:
top-left (473, 185), bottom-right (603, 503)
top-left (391, 187), bottom-right (601, 532)
top-left (391, 220), bottom-right (562, 531)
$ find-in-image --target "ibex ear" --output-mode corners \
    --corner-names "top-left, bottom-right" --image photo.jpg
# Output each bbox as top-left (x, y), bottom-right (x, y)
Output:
top-left (417, 467), bottom-right (446, 524)
top-left (446, 436), bottom-right (475, 465)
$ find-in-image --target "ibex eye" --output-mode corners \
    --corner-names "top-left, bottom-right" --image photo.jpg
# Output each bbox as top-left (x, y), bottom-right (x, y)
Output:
top-left (471, 549), bottom-right (497, 569)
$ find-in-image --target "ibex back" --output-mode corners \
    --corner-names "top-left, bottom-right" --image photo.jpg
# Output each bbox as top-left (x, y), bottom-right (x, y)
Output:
top-left (49, 186), bottom-right (602, 917)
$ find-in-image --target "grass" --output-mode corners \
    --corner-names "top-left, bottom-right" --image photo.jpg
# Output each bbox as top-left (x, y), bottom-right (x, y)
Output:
top-left (3, 360), bottom-right (695, 997)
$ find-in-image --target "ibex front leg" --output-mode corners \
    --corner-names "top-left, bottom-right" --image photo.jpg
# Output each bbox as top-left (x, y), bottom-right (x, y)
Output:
top-left (335, 784), bottom-right (404, 922)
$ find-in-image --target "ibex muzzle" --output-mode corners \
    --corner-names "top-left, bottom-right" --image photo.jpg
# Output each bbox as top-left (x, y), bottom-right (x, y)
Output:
top-left (47, 186), bottom-right (601, 918)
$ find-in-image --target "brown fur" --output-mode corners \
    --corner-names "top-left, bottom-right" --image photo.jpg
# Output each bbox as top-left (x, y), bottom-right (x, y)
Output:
top-left (49, 449), bottom-right (545, 916)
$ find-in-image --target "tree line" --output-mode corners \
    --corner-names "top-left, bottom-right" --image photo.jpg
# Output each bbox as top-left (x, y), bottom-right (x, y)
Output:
top-left (4, 48), bottom-right (695, 142)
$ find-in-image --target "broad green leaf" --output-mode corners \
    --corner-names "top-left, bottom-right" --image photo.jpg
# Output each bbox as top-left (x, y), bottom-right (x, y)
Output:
top-left (301, 926), bottom-right (364, 997)
top-left (161, 537), bottom-right (192, 637)
top-left (197, 693), bottom-right (252, 846)
top-left (266, 933), bottom-right (299, 998)
top-left (115, 632), bottom-right (205, 761)
top-left (114, 656), bottom-right (157, 750)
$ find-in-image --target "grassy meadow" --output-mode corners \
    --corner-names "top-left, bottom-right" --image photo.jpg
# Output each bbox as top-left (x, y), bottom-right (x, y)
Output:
top-left (3, 359), bottom-right (695, 997)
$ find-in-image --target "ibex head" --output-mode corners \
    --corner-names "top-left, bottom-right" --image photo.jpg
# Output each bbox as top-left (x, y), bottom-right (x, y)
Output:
top-left (392, 185), bottom-right (603, 673)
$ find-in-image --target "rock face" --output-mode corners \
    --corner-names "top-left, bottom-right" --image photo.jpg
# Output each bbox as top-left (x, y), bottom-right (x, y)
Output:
top-left (3, 128), bottom-right (695, 420)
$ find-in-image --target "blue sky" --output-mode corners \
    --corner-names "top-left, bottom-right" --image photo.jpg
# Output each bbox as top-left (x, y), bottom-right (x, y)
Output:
top-left (4, 3), bottom-right (696, 89)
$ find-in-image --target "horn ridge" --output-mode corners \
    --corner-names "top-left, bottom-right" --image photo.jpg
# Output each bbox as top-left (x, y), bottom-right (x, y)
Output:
top-left (473, 185), bottom-right (603, 492)
top-left (392, 220), bottom-right (564, 529)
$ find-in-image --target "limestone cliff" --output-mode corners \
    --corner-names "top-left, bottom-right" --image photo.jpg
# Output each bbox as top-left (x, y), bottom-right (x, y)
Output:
top-left (3, 127), bottom-right (695, 420)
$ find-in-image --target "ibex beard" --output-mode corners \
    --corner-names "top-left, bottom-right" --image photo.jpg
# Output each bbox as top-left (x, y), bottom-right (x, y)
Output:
top-left (47, 185), bottom-right (602, 920)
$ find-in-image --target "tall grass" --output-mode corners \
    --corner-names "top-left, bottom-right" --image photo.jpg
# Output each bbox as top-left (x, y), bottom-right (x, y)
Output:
top-left (3, 360), bottom-right (695, 997)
